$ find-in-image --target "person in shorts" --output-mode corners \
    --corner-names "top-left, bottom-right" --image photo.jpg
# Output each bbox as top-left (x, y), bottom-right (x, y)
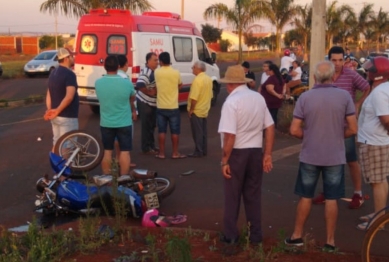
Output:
top-left (95, 55), bottom-right (136, 176)
top-left (44, 48), bottom-right (78, 151)
top-left (357, 57), bottom-right (389, 230)
top-left (285, 61), bottom-right (357, 252)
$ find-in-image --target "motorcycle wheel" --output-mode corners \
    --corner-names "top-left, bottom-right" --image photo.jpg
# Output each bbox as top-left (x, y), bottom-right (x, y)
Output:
top-left (143, 177), bottom-right (175, 200)
top-left (54, 130), bottom-right (103, 172)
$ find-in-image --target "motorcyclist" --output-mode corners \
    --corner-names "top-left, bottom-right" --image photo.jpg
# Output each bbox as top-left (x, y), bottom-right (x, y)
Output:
top-left (280, 49), bottom-right (294, 81)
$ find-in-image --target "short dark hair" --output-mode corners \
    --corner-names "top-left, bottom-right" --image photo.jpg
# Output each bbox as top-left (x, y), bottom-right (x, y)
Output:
top-left (117, 55), bottom-right (128, 68)
top-left (328, 46), bottom-right (345, 60)
top-left (159, 52), bottom-right (171, 65)
top-left (146, 52), bottom-right (157, 63)
top-left (241, 61), bottom-right (250, 69)
top-left (104, 55), bottom-right (119, 72)
top-left (293, 60), bottom-right (301, 66)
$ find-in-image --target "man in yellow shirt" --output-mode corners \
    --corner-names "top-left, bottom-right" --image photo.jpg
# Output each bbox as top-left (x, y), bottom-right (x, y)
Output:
top-left (187, 61), bottom-right (213, 157)
top-left (154, 52), bottom-right (186, 159)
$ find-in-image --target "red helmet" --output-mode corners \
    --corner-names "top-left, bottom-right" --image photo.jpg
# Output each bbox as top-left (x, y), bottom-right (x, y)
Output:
top-left (362, 56), bottom-right (389, 81)
top-left (284, 49), bottom-right (291, 56)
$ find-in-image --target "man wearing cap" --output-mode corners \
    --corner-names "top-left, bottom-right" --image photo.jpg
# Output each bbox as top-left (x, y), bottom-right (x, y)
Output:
top-left (241, 61), bottom-right (256, 89)
top-left (44, 48), bottom-right (79, 150)
top-left (218, 65), bottom-right (275, 244)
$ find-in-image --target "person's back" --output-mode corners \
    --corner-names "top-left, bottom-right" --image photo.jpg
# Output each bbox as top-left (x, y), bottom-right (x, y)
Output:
top-left (280, 56), bottom-right (294, 70)
top-left (155, 66), bottom-right (181, 109)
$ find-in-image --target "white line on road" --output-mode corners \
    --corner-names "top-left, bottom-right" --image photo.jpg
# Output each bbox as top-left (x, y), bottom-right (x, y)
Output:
top-left (272, 144), bottom-right (301, 162)
top-left (0, 117), bottom-right (43, 127)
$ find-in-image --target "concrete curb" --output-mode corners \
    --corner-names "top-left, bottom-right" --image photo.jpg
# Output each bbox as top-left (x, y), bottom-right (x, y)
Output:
top-left (0, 96), bottom-right (44, 108)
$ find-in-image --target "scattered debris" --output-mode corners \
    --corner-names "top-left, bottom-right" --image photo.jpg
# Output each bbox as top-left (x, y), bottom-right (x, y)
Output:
top-left (181, 170), bottom-right (194, 176)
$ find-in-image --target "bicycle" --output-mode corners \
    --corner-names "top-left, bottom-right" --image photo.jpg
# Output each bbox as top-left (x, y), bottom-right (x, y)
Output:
top-left (361, 207), bottom-right (389, 262)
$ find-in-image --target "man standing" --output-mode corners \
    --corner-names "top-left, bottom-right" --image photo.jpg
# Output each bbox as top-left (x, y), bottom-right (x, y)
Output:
top-left (187, 61), bottom-right (213, 158)
top-left (135, 52), bottom-right (159, 155)
top-left (44, 48), bottom-right (78, 149)
top-left (154, 52), bottom-right (186, 159)
top-left (285, 61), bottom-right (357, 251)
top-left (313, 46), bottom-right (370, 209)
top-left (357, 57), bottom-right (389, 230)
top-left (95, 55), bottom-right (136, 176)
top-left (241, 61), bottom-right (256, 89)
top-left (218, 65), bottom-right (274, 244)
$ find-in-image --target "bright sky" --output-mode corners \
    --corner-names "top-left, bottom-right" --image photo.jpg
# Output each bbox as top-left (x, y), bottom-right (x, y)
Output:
top-left (0, 0), bottom-right (386, 34)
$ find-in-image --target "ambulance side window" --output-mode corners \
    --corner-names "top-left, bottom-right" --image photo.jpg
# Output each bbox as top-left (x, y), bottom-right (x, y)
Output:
top-left (173, 37), bottom-right (192, 62)
top-left (80, 35), bottom-right (97, 54)
top-left (196, 38), bottom-right (212, 64)
top-left (107, 35), bottom-right (127, 55)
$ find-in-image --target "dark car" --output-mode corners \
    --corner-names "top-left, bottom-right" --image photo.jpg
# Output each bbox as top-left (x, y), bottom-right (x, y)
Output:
top-left (0, 61), bottom-right (3, 77)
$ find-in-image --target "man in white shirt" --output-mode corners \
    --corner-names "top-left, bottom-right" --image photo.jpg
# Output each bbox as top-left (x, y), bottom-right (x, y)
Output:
top-left (280, 49), bottom-right (294, 72)
top-left (357, 56), bottom-right (389, 230)
top-left (218, 65), bottom-right (275, 245)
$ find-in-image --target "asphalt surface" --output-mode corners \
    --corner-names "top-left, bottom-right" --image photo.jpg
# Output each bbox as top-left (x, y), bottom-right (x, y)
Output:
top-left (0, 65), bottom-right (385, 257)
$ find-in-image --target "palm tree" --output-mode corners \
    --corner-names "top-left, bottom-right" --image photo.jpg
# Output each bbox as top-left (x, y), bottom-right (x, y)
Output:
top-left (292, 4), bottom-right (312, 60)
top-left (40, 0), bottom-right (153, 18)
top-left (261, 0), bottom-right (298, 54)
top-left (369, 8), bottom-right (389, 52)
top-left (203, 0), bottom-right (269, 63)
top-left (353, 3), bottom-right (374, 52)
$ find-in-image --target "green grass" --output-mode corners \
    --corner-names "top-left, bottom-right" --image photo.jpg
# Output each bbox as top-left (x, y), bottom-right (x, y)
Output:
top-left (1, 60), bottom-right (28, 79)
top-left (216, 50), bottom-right (279, 63)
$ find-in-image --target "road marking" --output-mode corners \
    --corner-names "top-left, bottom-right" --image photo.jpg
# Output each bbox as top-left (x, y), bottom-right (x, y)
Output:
top-left (0, 117), bottom-right (43, 127)
top-left (272, 144), bottom-right (301, 162)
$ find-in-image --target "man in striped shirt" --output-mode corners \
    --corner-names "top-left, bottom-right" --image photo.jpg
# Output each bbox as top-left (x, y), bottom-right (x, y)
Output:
top-left (313, 46), bottom-right (370, 209)
top-left (135, 52), bottom-right (159, 155)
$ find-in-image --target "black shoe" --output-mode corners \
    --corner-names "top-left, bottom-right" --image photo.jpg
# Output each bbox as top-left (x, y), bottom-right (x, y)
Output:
top-left (188, 153), bottom-right (203, 158)
top-left (284, 237), bottom-right (304, 247)
top-left (322, 244), bottom-right (338, 253)
top-left (220, 235), bottom-right (239, 244)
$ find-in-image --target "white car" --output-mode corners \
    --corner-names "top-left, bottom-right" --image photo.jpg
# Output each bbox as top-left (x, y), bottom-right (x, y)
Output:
top-left (24, 50), bottom-right (58, 77)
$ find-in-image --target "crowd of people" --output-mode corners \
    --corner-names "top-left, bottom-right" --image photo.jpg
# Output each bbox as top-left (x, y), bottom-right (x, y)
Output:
top-left (43, 46), bottom-right (389, 252)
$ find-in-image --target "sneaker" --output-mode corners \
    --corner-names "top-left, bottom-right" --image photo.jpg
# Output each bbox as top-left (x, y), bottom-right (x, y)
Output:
top-left (322, 244), bottom-right (338, 253)
top-left (284, 237), bottom-right (304, 247)
top-left (312, 192), bottom-right (325, 205)
top-left (349, 193), bottom-right (364, 209)
top-left (219, 235), bottom-right (239, 245)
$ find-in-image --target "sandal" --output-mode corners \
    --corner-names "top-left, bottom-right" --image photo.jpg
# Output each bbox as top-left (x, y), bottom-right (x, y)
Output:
top-left (155, 155), bottom-right (166, 159)
top-left (359, 213), bottom-right (375, 222)
top-left (171, 154), bottom-right (187, 159)
top-left (357, 221), bottom-right (371, 231)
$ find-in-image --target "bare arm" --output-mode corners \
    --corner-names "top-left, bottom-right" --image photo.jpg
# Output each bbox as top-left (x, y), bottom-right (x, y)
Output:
top-left (345, 114), bottom-right (358, 138)
top-left (221, 133), bottom-right (236, 179)
top-left (355, 88), bottom-right (371, 116)
top-left (265, 84), bottom-right (283, 99)
top-left (46, 89), bottom-right (51, 110)
top-left (263, 124), bottom-right (275, 173)
top-left (379, 115), bottom-right (389, 134)
top-left (138, 86), bottom-right (157, 96)
top-left (188, 99), bottom-right (197, 118)
top-left (130, 95), bottom-right (137, 121)
top-left (178, 83), bottom-right (183, 90)
top-left (290, 118), bottom-right (304, 139)
top-left (47, 86), bottom-right (76, 119)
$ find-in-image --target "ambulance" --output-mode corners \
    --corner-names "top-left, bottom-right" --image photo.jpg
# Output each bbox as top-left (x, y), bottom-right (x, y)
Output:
top-left (73, 9), bottom-right (220, 114)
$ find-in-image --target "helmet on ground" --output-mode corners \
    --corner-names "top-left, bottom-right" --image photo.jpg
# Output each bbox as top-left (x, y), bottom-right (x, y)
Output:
top-left (359, 57), bottom-right (366, 64)
top-left (142, 208), bottom-right (171, 227)
top-left (362, 56), bottom-right (389, 81)
top-left (284, 49), bottom-right (290, 56)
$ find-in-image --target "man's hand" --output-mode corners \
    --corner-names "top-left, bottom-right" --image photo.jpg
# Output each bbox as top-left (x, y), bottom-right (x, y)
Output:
top-left (43, 109), bottom-right (59, 120)
top-left (263, 154), bottom-right (273, 173)
top-left (188, 110), bottom-right (193, 118)
top-left (148, 88), bottom-right (157, 96)
top-left (132, 111), bottom-right (137, 121)
top-left (221, 164), bottom-right (231, 179)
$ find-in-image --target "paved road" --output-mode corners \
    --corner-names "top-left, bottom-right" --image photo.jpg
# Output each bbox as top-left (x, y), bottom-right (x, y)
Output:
top-left (0, 82), bottom-right (382, 256)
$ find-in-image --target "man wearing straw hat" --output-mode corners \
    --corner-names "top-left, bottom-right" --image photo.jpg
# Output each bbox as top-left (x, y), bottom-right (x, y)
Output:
top-left (218, 65), bottom-right (275, 244)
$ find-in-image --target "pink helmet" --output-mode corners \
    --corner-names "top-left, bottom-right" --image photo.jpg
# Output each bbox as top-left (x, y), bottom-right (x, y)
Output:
top-left (142, 209), bottom-right (171, 227)
top-left (284, 49), bottom-right (291, 56)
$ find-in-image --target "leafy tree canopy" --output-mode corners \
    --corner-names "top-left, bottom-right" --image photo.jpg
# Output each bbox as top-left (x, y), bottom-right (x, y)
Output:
top-left (201, 23), bottom-right (222, 43)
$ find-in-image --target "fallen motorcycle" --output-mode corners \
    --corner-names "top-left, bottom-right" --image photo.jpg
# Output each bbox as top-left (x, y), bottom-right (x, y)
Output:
top-left (34, 130), bottom-right (175, 219)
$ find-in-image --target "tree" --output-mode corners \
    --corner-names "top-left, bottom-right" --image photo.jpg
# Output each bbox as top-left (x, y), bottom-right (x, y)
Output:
top-left (219, 39), bottom-right (232, 52)
top-left (40, 0), bottom-right (153, 18)
top-left (353, 3), bottom-right (374, 51)
top-left (292, 4), bottom-right (311, 58)
top-left (368, 8), bottom-right (389, 52)
top-left (261, 0), bottom-right (298, 54)
top-left (39, 35), bottom-right (64, 49)
top-left (243, 31), bottom-right (258, 55)
top-left (203, 0), bottom-right (269, 63)
top-left (201, 23), bottom-right (222, 43)
top-left (283, 29), bottom-right (301, 47)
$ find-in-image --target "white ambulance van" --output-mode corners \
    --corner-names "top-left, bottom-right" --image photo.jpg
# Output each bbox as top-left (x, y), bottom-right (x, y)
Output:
top-left (74, 9), bottom-right (220, 114)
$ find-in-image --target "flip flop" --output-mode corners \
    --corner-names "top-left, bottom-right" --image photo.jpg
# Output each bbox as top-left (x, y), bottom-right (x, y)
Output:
top-left (171, 154), bottom-right (187, 159)
top-left (359, 213), bottom-right (375, 222)
top-left (155, 155), bottom-right (166, 159)
top-left (166, 214), bottom-right (187, 224)
top-left (150, 215), bottom-right (171, 227)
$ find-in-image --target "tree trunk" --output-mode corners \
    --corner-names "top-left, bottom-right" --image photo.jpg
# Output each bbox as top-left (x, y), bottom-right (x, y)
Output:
top-left (238, 27), bottom-right (243, 63)
top-left (276, 28), bottom-right (281, 54)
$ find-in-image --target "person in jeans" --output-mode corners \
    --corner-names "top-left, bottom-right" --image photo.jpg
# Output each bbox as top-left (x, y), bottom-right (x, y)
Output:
top-left (357, 57), bottom-right (389, 230)
top-left (187, 61), bottom-right (213, 157)
top-left (218, 65), bottom-right (274, 244)
top-left (313, 46), bottom-right (370, 209)
top-left (135, 52), bottom-right (159, 155)
top-left (95, 55), bottom-right (136, 176)
top-left (285, 61), bottom-right (357, 252)
top-left (260, 63), bottom-right (285, 127)
top-left (44, 48), bottom-right (78, 151)
top-left (154, 52), bottom-right (186, 159)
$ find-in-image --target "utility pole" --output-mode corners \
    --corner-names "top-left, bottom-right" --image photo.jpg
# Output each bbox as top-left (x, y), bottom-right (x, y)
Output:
top-left (55, 13), bottom-right (58, 49)
top-left (181, 0), bottom-right (184, 19)
top-left (309, 0), bottom-right (326, 89)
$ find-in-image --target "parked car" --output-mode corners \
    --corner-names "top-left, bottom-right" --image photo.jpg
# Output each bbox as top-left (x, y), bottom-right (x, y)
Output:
top-left (0, 61), bottom-right (3, 77)
top-left (24, 50), bottom-right (58, 77)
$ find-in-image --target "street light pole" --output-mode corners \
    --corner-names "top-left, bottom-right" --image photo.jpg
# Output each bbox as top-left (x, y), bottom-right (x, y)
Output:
top-left (55, 13), bottom-right (58, 49)
top-left (309, 0), bottom-right (326, 89)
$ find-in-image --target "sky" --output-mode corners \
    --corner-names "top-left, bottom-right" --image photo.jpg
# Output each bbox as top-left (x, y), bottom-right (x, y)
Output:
top-left (0, 0), bottom-right (387, 35)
